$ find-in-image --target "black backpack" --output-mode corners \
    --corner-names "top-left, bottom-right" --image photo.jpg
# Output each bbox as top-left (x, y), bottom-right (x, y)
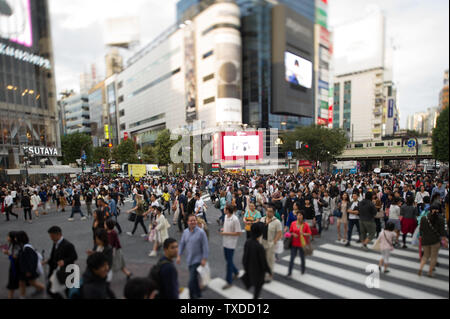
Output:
top-left (148, 259), bottom-right (171, 296)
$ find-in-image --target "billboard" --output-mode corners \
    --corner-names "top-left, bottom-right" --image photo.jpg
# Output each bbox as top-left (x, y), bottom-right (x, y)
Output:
top-left (184, 22), bottom-right (197, 122)
top-left (272, 5), bottom-right (314, 118)
top-left (220, 131), bottom-right (263, 161)
top-left (0, 0), bottom-right (32, 47)
top-left (285, 51), bottom-right (312, 89)
top-left (333, 12), bottom-right (385, 76)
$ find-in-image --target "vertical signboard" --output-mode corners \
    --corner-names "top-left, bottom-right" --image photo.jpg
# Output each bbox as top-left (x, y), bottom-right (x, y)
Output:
top-left (388, 99), bottom-right (394, 118)
top-left (184, 22), bottom-right (197, 122)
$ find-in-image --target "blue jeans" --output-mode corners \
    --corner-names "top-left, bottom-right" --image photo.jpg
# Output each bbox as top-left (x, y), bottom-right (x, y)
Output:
top-left (288, 246), bottom-right (305, 275)
top-left (347, 219), bottom-right (361, 242)
top-left (219, 209), bottom-right (225, 223)
top-left (315, 215), bottom-right (323, 234)
top-left (70, 206), bottom-right (84, 218)
top-left (188, 263), bottom-right (201, 299)
top-left (224, 248), bottom-right (239, 284)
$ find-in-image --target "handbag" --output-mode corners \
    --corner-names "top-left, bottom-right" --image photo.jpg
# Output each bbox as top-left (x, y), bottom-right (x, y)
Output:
top-left (303, 243), bottom-right (313, 256)
top-left (128, 212), bottom-right (136, 222)
top-left (372, 235), bottom-right (382, 252)
top-left (375, 209), bottom-right (385, 219)
top-left (214, 199), bottom-right (220, 209)
top-left (426, 215), bottom-right (448, 248)
top-left (333, 209), bottom-right (342, 218)
top-left (283, 233), bottom-right (292, 250)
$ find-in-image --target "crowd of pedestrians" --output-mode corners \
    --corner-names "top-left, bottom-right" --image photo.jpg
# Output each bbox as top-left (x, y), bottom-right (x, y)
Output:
top-left (1, 169), bottom-right (448, 298)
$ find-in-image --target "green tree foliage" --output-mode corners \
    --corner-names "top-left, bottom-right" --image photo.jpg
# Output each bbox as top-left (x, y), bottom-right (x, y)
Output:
top-left (111, 139), bottom-right (138, 165)
top-left (432, 107), bottom-right (449, 163)
top-left (142, 145), bottom-right (157, 163)
top-left (61, 133), bottom-right (93, 165)
top-left (281, 125), bottom-right (348, 163)
top-left (154, 129), bottom-right (179, 166)
top-left (92, 147), bottom-right (111, 165)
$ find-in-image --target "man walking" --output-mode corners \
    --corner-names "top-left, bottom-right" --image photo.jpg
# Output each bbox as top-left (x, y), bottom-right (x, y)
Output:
top-left (68, 190), bottom-right (87, 221)
top-left (220, 204), bottom-right (242, 289)
top-left (150, 238), bottom-right (179, 299)
top-left (5, 191), bottom-right (18, 221)
top-left (177, 214), bottom-right (209, 299)
top-left (261, 207), bottom-right (282, 282)
top-left (107, 194), bottom-right (122, 234)
top-left (358, 192), bottom-right (377, 251)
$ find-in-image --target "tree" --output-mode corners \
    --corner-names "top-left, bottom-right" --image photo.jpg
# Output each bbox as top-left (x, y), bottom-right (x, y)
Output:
top-left (281, 125), bottom-right (348, 164)
top-left (61, 133), bottom-right (93, 165)
top-left (141, 145), bottom-right (157, 163)
top-left (154, 129), bottom-right (179, 166)
top-left (92, 147), bottom-right (110, 165)
top-left (432, 107), bottom-right (449, 163)
top-left (111, 139), bottom-right (138, 165)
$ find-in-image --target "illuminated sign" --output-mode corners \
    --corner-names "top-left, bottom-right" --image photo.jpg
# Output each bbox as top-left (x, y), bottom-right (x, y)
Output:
top-left (104, 125), bottom-right (110, 139)
top-left (0, 43), bottom-right (51, 69)
top-left (0, 0), bottom-right (33, 47)
top-left (285, 51), bottom-right (313, 89)
top-left (221, 131), bottom-right (263, 160)
top-left (23, 146), bottom-right (59, 157)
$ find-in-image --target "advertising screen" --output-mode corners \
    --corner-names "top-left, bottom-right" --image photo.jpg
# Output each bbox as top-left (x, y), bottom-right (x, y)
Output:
top-left (221, 131), bottom-right (263, 160)
top-left (285, 51), bottom-right (312, 89)
top-left (0, 0), bottom-right (33, 47)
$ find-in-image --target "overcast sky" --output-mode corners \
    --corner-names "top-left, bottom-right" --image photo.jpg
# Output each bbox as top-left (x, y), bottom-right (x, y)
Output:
top-left (48, 0), bottom-right (449, 128)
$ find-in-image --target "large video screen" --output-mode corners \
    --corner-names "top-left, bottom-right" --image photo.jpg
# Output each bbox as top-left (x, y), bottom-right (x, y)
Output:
top-left (221, 131), bottom-right (263, 160)
top-left (285, 51), bottom-right (312, 89)
top-left (0, 0), bottom-right (33, 47)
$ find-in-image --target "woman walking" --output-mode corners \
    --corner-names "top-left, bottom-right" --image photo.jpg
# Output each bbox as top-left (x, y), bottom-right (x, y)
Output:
top-left (2, 231), bottom-right (21, 299)
top-left (418, 204), bottom-right (448, 277)
top-left (126, 193), bottom-right (148, 237)
top-left (377, 222), bottom-right (396, 273)
top-left (105, 219), bottom-right (132, 280)
top-left (148, 206), bottom-right (170, 257)
top-left (21, 192), bottom-right (32, 223)
top-left (243, 202), bottom-right (261, 239)
top-left (400, 196), bottom-right (419, 249)
top-left (217, 190), bottom-right (227, 226)
top-left (287, 211), bottom-right (312, 277)
top-left (336, 192), bottom-right (349, 242)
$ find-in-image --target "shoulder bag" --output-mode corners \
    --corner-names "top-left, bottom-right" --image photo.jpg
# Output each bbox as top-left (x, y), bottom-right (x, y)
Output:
top-left (301, 224), bottom-right (314, 256)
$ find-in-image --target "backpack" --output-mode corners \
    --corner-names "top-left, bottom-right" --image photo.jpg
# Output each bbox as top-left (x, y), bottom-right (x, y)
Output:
top-left (148, 259), bottom-right (172, 295)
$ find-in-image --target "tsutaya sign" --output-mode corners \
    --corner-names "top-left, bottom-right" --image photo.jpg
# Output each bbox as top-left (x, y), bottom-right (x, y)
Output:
top-left (23, 146), bottom-right (59, 157)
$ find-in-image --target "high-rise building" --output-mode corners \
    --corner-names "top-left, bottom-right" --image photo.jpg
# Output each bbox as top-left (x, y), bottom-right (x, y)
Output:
top-left (0, 0), bottom-right (60, 171)
top-left (88, 81), bottom-right (108, 147)
top-left (439, 69), bottom-right (448, 111)
top-left (61, 94), bottom-right (91, 135)
top-left (105, 48), bottom-right (124, 78)
top-left (332, 10), bottom-right (398, 141)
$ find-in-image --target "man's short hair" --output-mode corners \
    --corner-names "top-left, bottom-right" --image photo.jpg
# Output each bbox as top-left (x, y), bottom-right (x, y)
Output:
top-left (87, 252), bottom-right (108, 271)
top-left (124, 277), bottom-right (156, 299)
top-left (163, 238), bottom-right (177, 250)
top-left (48, 226), bottom-right (62, 234)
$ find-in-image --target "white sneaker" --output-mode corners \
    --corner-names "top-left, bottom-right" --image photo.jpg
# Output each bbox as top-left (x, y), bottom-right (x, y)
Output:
top-left (148, 251), bottom-right (157, 257)
top-left (81, 217), bottom-right (87, 220)
top-left (68, 218), bottom-right (74, 221)
top-left (126, 232), bottom-right (133, 236)
top-left (141, 234), bottom-right (148, 238)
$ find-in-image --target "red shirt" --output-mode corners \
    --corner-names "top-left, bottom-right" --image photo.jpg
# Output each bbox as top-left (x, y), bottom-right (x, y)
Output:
top-left (289, 221), bottom-right (312, 247)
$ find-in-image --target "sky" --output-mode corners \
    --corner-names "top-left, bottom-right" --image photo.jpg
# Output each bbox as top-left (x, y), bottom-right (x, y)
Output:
top-left (48, 0), bottom-right (449, 128)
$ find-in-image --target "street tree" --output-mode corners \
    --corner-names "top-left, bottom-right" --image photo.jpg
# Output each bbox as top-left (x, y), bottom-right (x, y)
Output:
top-left (141, 145), bottom-right (158, 163)
top-left (111, 139), bottom-right (139, 165)
top-left (92, 147), bottom-right (111, 165)
top-left (281, 125), bottom-right (348, 165)
top-left (154, 129), bottom-right (179, 166)
top-left (432, 107), bottom-right (449, 163)
top-left (61, 133), bottom-right (93, 165)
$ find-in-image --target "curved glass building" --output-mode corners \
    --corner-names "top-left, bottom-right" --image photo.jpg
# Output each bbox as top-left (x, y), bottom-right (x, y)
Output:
top-left (0, 0), bottom-right (59, 171)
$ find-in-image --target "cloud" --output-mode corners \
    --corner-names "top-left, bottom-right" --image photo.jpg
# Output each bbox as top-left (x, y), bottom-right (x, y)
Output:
top-left (329, 0), bottom-right (449, 128)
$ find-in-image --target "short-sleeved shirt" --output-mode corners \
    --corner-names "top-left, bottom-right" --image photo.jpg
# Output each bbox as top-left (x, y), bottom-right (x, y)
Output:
top-left (244, 209), bottom-right (262, 232)
top-left (348, 201), bottom-right (360, 220)
top-left (261, 216), bottom-right (282, 244)
top-left (223, 214), bottom-right (242, 249)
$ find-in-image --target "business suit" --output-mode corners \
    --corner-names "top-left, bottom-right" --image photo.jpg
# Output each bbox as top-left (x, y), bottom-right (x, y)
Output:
top-left (47, 238), bottom-right (78, 299)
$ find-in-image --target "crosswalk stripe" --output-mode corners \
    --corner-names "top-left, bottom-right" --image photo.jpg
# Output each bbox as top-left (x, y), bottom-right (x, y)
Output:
top-left (350, 235), bottom-right (450, 257)
top-left (320, 244), bottom-right (449, 276)
top-left (272, 264), bottom-right (380, 299)
top-left (308, 250), bottom-right (449, 293)
top-left (208, 278), bottom-right (253, 299)
top-left (262, 278), bottom-right (319, 299)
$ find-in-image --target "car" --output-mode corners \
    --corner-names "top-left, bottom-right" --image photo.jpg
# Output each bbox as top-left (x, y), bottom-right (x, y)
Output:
top-left (117, 172), bottom-right (128, 178)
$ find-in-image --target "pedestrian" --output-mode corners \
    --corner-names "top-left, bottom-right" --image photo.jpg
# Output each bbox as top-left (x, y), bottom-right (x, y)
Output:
top-left (107, 193), bottom-right (122, 234)
top-left (16, 231), bottom-right (45, 298)
top-left (261, 206), bottom-right (282, 283)
top-left (176, 188), bottom-right (188, 231)
top-left (84, 186), bottom-right (94, 218)
top-left (105, 219), bottom-right (132, 280)
top-left (400, 195), bottom-right (420, 249)
top-left (39, 188), bottom-right (49, 215)
top-left (358, 192), bottom-right (377, 251)
top-left (387, 198), bottom-right (402, 246)
top-left (21, 192), bottom-right (32, 223)
top-left (372, 192), bottom-right (384, 238)
top-left (2, 231), bottom-right (20, 299)
top-left (217, 190), bottom-right (227, 226)
top-left (242, 222), bottom-right (271, 299)
top-left (92, 198), bottom-right (109, 242)
top-left (418, 204), bottom-right (448, 277)
top-left (81, 252), bottom-right (115, 299)
top-left (243, 202), bottom-right (261, 239)
top-left (345, 193), bottom-right (361, 247)
top-left (148, 206), bottom-right (170, 257)
top-left (287, 211), bottom-right (312, 277)
top-left (4, 191), bottom-right (18, 221)
top-left (149, 238), bottom-right (179, 299)
top-left (126, 193), bottom-right (148, 237)
top-left (87, 228), bottom-right (114, 297)
top-left (194, 192), bottom-right (208, 223)
top-left (377, 222), bottom-right (396, 273)
top-left (68, 190), bottom-right (87, 221)
top-left (44, 226), bottom-right (78, 299)
top-left (176, 214), bottom-right (209, 299)
top-left (220, 204), bottom-right (242, 290)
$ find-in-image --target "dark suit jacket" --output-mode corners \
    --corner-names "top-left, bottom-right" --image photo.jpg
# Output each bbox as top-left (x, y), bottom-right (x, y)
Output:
top-left (242, 238), bottom-right (271, 289)
top-left (48, 239), bottom-right (78, 283)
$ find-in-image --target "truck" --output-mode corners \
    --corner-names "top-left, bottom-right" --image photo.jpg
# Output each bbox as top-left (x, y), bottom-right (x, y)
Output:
top-left (332, 161), bottom-right (359, 175)
top-left (123, 163), bottom-right (161, 180)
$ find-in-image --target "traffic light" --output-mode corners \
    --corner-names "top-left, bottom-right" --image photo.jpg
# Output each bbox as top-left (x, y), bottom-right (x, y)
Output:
top-left (108, 143), bottom-right (113, 148)
top-left (304, 144), bottom-right (309, 149)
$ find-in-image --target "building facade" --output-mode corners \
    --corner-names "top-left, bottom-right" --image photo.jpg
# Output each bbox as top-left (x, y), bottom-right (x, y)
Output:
top-left (0, 0), bottom-right (60, 170)
top-left (439, 69), bottom-right (448, 111)
top-left (88, 81), bottom-right (108, 147)
top-left (61, 94), bottom-right (91, 135)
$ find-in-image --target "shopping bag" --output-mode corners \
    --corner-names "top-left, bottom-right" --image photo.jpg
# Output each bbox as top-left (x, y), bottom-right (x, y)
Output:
top-left (275, 240), bottom-right (284, 254)
top-left (197, 263), bottom-right (211, 289)
top-left (49, 268), bottom-right (66, 294)
top-left (411, 227), bottom-right (420, 247)
top-left (372, 236), bottom-right (381, 252)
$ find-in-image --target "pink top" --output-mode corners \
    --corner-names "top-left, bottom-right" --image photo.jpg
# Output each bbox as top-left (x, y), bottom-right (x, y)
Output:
top-left (378, 230), bottom-right (396, 251)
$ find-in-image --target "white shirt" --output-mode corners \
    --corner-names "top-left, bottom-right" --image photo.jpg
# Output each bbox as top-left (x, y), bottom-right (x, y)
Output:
top-left (5, 195), bottom-right (13, 207)
top-left (349, 201), bottom-right (360, 220)
top-left (195, 198), bottom-right (205, 214)
top-left (415, 191), bottom-right (429, 204)
top-left (223, 214), bottom-right (241, 249)
top-left (389, 205), bottom-right (401, 220)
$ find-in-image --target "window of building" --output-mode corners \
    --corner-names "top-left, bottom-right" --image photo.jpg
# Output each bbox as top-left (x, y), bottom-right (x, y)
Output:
top-left (129, 113), bottom-right (165, 129)
top-left (203, 97), bottom-right (215, 105)
top-left (397, 142), bottom-right (401, 146)
top-left (355, 144), bottom-right (364, 148)
top-left (202, 50), bottom-right (214, 59)
top-left (202, 23), bottom-right (240, 36)
top-left (118, 81), bottom-right (123, 89)
top-left (120, 123), bottom-right (126, 130)
top-left (119, 110), bottom-right (125, 117)
top-left (375, 142), bottom-right (384, 147)
top-left (203, 73), bottom-right (214, 82)
top-left (422, 140), bottom-right (428, 145)
top-left (118, 95), bottom-right (124, 103)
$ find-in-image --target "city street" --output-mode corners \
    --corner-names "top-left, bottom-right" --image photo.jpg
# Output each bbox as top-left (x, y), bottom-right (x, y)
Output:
top-left (1, 195), bottom-right (448, 299)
